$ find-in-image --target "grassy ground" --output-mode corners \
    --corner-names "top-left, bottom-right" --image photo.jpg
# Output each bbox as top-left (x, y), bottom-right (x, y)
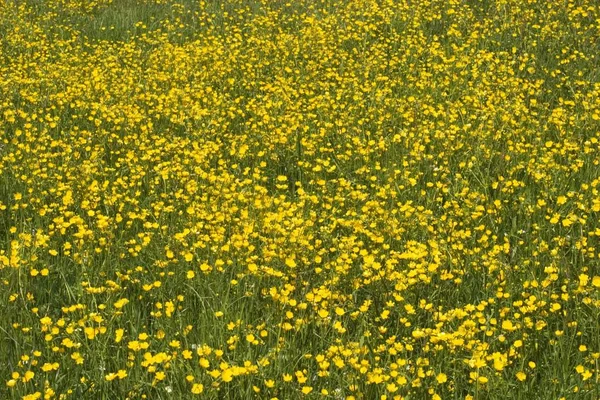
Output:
top-left (1, 0), bottom-right (600, 399)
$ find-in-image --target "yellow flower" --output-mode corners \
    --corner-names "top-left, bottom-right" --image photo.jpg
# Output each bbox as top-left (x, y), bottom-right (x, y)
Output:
top-left (191, 383), bottom-right (204, 394)
top-left (113, 298), bottom-right (129, 309)
top-left (436, 373), bottom-right (447, 384)
top-left (71, 352), bottom-right (84, 365)
top-left (501, 320), bottom-right (515, 331)
top-left (222, 369), bottom-right (233, 382)
top-left (41, 363), bottom-right (59, 372)
top-left (285, 258), bottom-right (296, 268)
top-left (84, 327), bottom-right (96, 340)
top-left (412, 329), bottom-right (425, 339)
top-left (516, 372), bottom-right (526, 381)
top-left (23, 371), bottom-right (34, 382)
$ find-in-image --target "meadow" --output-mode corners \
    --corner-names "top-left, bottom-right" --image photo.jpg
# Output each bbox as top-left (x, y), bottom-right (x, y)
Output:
top-left (1, 0), bottom-right (600, 399)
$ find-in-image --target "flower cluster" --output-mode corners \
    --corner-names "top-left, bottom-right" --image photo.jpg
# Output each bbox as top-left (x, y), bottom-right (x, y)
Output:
top-left (1, 0), bottom-right (600, 399)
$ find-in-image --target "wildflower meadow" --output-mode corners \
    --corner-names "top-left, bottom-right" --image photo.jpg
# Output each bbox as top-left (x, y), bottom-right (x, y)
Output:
top-left (1, 0), bottom-right (600, 399)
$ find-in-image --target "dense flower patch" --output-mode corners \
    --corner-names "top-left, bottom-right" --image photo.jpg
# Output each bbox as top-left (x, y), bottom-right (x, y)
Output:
top-left (1, 0), bottom-right (600, 399)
